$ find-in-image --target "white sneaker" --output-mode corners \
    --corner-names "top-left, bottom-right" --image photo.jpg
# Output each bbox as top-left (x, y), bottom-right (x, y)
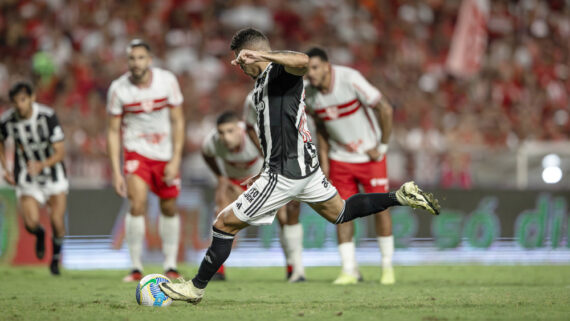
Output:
top-left (395, 181), bottom-right (440, 215)
top-left (332, 272), bottom-right (358, 285)
top-left (159, 279), bottom-right (205, 304)
top-left (380, 266), bottom-right (395, 285)
top-left (288, 273), bottom-right (306, 283)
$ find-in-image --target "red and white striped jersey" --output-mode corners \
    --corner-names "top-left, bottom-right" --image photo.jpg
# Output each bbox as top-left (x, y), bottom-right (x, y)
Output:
top-left (202, 122), bottom-right (263, 180)
top-left (305, 65), bottom-right (382, 163)
top-left (107, 67), bottom-right (183, 161)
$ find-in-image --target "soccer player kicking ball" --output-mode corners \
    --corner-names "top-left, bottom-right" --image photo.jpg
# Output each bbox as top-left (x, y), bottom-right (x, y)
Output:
top-left (243, 93), bottom-right (306, 282)
top-left (107, 40), bottom-right (185, 282)
top-left (0, 82), bottom-right (68, 275)
top-left (202, 111), bottom-right (306, 282)
top-left (304, 47), bottom-right (397, 285)
top-left (159, 28), bottom-right (440, 304)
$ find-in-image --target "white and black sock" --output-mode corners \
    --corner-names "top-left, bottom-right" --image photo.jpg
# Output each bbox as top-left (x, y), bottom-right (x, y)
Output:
top-left (192, 227), bottom-right (235, 289)
top-left (335, 192), bottom-right (400, 224)
top-left (52, 237), bottom-right (64, 262)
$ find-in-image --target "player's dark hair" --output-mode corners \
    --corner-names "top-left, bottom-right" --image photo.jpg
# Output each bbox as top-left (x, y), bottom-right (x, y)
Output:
top-left (230, 28), bottom-right (269, 51)
top-left (128, 39), bottom-right (151, 53)
top-left (306, 47), bottom-right (329, 62)
top-left (8, 81), bottom-right (34, 101)
top-left (216, 111), bottom-right (240, 125)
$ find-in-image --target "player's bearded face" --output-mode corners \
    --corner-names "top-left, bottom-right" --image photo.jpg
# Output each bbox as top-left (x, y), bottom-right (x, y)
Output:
top-left (12, 92), bottom-right (34, 118)
top-left (241, 64), bottom-right (259, 78)
top-left (217, 122), bottom-right (241, 150)
top-left (307, 57), bottom-right (329, 88)
top-left (127, 47), bottom-right (151, 80)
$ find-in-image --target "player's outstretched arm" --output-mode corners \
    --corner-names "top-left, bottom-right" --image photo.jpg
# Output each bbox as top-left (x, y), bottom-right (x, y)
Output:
top-left (232, 50), bottom-right (309, 76)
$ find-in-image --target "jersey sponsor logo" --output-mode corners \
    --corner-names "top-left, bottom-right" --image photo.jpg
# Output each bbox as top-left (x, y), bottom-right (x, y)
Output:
top-left (310, 151), bottom-right (318, 168)
top-left (298, 108), bottom-right (312, 143)
top-left (321, 176), bottom-right (330, 188)
top-left (243, 187), bottom-right (260, 203)
top-left (138, 132), bottom-right (168, 145)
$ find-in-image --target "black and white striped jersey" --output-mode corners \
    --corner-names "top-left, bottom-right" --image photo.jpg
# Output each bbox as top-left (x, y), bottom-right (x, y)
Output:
top-left (251, 63), bottom-right (319, 179)
top-left (0, 103), bottom-right (67, 185)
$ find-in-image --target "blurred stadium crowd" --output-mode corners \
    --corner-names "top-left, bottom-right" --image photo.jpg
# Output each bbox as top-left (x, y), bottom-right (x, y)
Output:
top-left (0, 0), bottom-right (568, 188)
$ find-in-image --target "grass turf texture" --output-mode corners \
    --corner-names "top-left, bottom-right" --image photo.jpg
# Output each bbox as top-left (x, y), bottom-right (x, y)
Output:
top-left (0, 265), bottom-right (568, 321)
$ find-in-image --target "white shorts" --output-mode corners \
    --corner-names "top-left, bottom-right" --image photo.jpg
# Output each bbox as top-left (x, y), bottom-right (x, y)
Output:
top-left (232, 169), bottom-right (337, 226)
top-left (16, 178), bottom-right (69, 205)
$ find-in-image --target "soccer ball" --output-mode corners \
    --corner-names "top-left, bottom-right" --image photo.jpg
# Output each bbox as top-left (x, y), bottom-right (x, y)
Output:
top-left (135, 274), bottom-right (173, 307)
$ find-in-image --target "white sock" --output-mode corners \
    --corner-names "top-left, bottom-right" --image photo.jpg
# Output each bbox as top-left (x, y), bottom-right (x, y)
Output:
top-left (377, 235), bottom-right (394, 269)
top-left (125, 213), bottom-right (145, 271)
top-left (284, 223), bottom-right (304, 276)
top-left (159, 214), bottom-right (180, 271)
top-left (279, 228), bottom-right (292, 266)
top-left (338, 241), bottom-right (358, 276)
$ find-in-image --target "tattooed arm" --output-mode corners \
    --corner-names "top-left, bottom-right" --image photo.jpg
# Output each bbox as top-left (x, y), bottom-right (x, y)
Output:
top-left (231, 50), bottom-right (309, 76)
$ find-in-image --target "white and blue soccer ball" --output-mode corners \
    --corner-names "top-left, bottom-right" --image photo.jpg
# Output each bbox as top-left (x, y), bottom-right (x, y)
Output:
top-left (135, 274), bottom-right (173, 307)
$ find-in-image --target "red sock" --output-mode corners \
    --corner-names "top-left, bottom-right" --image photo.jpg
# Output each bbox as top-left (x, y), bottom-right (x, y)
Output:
top-left (217, 265), bottom-right (225, 275)
top-left (287, 265), bottom-right (293, 274)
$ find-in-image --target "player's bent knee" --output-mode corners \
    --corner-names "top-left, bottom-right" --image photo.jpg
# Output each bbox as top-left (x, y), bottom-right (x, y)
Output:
top-left (212, 215), bottom-right (234, 234)
top-left (213, 207), bottom-right (247, 235)
top-left (310, 194), bottom-right (345, 224)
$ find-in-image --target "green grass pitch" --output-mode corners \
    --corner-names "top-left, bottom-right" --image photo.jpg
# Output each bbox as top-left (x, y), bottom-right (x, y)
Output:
top-left (0, 265), bottom-right (568, 321)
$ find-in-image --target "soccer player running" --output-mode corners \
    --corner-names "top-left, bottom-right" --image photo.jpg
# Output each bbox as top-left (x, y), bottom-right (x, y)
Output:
top-left (0, 82), bottom-right (68, 275)
top-left (304, 47), bottom-right (396, 285)
top-left (107, 40), bottom-right (185, 282)
top-left (202, 110), bottom-right (306, 282)
top-left (160, 28), bottom-right (440, 304)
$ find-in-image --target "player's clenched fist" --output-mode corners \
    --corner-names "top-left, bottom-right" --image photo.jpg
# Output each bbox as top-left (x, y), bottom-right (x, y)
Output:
top-left (231, 49), bottom-right (264, 66)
